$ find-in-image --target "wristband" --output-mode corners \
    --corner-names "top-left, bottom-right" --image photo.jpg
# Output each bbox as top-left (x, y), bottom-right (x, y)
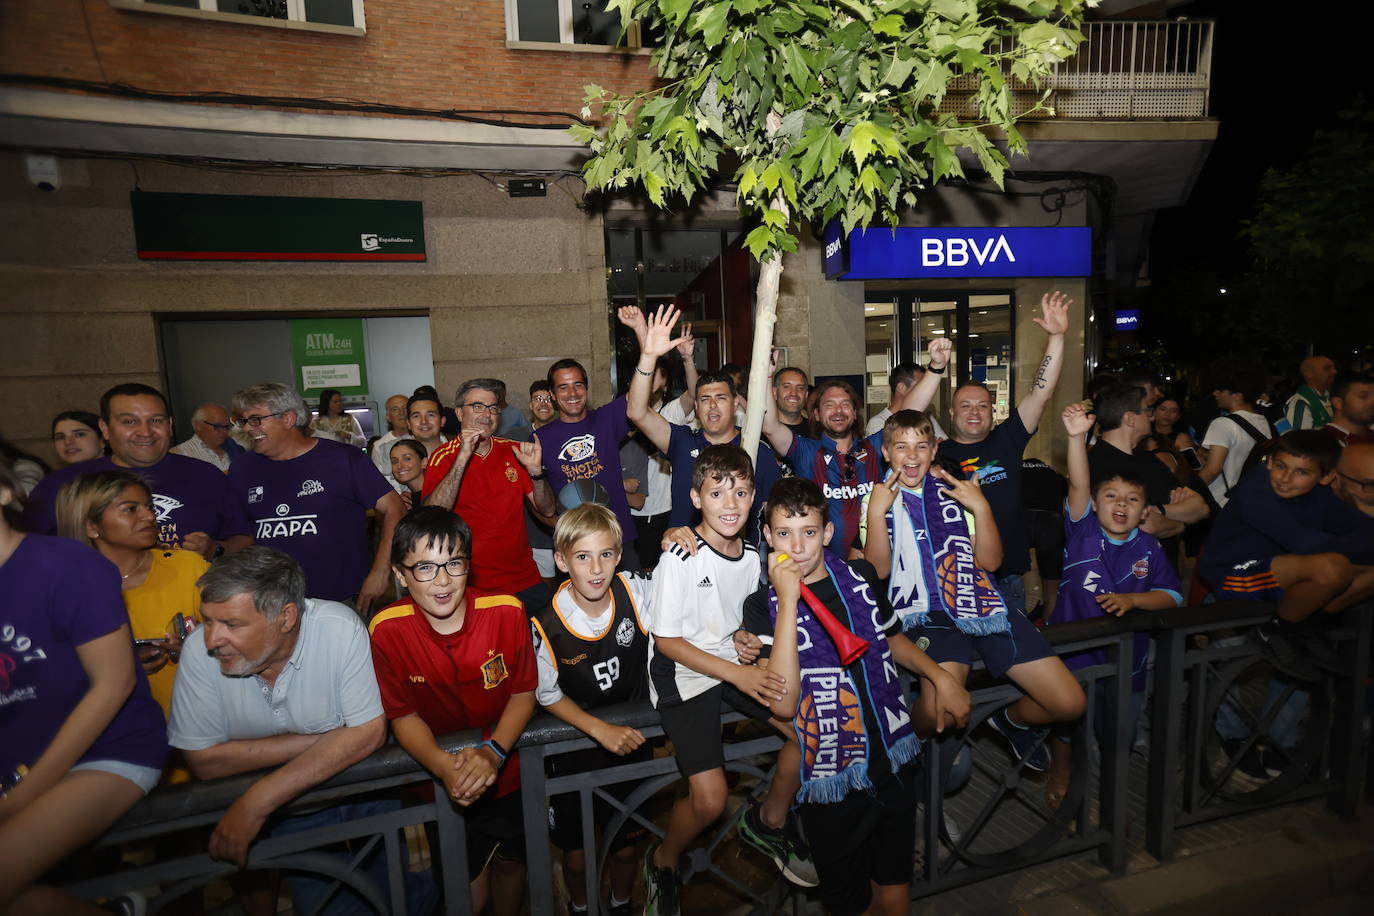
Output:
top-left (927, 363), bottom-right (947, 375)
top-left (480, 738), bottom-right (508, 765)
top-left (529, 471), bottom-right (546, 481)
top-left (635, 365), bottom-right (655, 377)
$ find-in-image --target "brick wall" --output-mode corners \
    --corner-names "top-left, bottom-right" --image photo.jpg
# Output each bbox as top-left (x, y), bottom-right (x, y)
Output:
top-left (0, 1), bottom-right (655, 119)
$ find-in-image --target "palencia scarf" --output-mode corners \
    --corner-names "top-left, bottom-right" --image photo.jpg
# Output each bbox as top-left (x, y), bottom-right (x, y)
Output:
top-left (887, 475), bottom-right (1009, 637)
top-left (769, 552), bottom-right (919, 804)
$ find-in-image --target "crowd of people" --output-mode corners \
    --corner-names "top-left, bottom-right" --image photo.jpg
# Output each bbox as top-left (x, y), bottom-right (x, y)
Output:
top-left (3, 296), bottom-right (1374, 916)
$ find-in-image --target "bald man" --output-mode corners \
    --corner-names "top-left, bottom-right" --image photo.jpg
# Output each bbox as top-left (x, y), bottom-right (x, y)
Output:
top-left (1335, 444), bottom-right (1374, 518)
top-left (1284, 355), bottom-right (1337, 431)
top-left (371, 394), bottom-right (413, 490)
top-left (170, 402), bottom-right (239, 473)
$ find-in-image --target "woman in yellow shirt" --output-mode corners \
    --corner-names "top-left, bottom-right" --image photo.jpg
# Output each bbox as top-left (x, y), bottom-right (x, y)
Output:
top-left (56, 469), bottom-right (206, 717)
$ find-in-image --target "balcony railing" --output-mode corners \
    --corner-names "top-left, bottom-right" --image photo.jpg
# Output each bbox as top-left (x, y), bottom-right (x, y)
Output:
top-left (60, 597), bottom-right (1366, 915)
top-left (943, 19), bottom-right (1215, 121)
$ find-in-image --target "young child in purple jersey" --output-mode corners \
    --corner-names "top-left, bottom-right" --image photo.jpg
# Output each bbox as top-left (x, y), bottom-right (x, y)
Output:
top-left (1045, 403), bottom-right (1182, 806)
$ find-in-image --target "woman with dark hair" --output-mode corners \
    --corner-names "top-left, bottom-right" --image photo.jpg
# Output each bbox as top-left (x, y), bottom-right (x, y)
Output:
top-left (1148, 397), bottom-right (1202, 459)
top-left (0, 458), bottom-right (167, 915)
top-left (50, 410), bottom-right (105, 467)
top-left (310, 388), bottom-right (366, 448)
top-left (56, 469), bottom-right (206, 719)
top-left (388, 438), bottom-right (429, 511)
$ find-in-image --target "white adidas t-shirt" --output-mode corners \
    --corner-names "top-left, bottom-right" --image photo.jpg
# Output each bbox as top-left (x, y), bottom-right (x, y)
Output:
top-left (649, 534), bottom-right (760, 706)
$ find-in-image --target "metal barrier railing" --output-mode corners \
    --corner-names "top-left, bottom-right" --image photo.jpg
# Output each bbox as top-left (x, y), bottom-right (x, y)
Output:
top-left (942, 19), bottom-right (1215, 120)
top-left (62, 600), bottom-right (1368, 914)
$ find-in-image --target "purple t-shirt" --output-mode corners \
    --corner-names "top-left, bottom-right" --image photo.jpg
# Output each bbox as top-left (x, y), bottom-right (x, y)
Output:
top-left (534, 396), bottom-right (637, 540)
top-left (228, 439), bottom-right (392, 601)
top-left (22, 453), bottom-right (249, 547)
top-left (1054, 505), bottom-right (1182, 683)
top-left (1, 535), bottom-right (168, 775)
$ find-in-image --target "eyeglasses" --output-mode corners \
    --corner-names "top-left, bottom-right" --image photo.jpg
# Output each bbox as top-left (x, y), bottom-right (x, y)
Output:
top-left (460, 402), bottom-right (500, 414)
top-left (197, 420), bottom-right (232, 432)
top-left (233, 411), bottom-right (285, 430)
top-left (531, 395), bottom-right (554, 405)
top-left (839, 452), bottom-right (857, 483)
top-left (398, 557), bottom-right (470, 581)
top-left (1337, 471), bottom-right (1374, 495)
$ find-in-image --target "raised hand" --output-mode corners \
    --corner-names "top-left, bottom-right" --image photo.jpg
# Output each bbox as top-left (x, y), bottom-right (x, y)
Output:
top-left (867, 468), bottom-right (902, 516)
top-left (931, 465), bottom-right (989, 512)
top-left (617, 305), bottom-right (648, 345)
top-left (928, 336), bottom-right (953, 370)
top-left (1032, 290), bottom-right (1072, 336)
top-left (642, 303), bottom-right (686, 359)
top-left (514, 437), bottom-right (543, 474)
top-left (1062, 402), bottom-right (1094, 438)
top-left (768, 552), bottom-right (803, 608)
top-left (675, 322), bottom-right (695, 360)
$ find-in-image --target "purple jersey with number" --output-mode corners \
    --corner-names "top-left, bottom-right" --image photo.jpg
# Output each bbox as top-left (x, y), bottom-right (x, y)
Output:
top-left (22, 454), bottom-right (249, 547)
top-left (228, 439), bottom-right (392, 601)
top-left (534, 396), bottom-right (637, 540)
top-left (1055, 505), bottom-right (1182, 681)
top-left (1, 535), bottom-right (167, 775)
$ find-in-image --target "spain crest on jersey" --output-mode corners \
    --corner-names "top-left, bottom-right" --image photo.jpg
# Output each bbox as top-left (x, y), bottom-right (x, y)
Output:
top-left (481, 650), bottom-right (508, 689)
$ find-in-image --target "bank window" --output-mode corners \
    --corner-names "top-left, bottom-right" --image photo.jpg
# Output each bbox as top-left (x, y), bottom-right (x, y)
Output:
top-left (112, 0), bottom-right (365, 35)
top-left (507, 0), bottom-right (658, 49)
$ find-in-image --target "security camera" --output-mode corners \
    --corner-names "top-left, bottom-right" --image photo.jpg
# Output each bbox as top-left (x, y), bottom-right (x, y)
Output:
top-left (26, 154), bottom-right (61, 192)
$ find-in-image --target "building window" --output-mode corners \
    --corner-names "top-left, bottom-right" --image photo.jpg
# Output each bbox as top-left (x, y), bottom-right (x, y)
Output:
top-left (506, 0), bottom-right (657, 49)
top-left (112, 0), bottom-right (365, 35)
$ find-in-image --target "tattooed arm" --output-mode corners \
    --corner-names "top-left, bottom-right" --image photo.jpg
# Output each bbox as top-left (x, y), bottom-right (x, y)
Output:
top-left (1016, 290), bottom-right (1071, 434)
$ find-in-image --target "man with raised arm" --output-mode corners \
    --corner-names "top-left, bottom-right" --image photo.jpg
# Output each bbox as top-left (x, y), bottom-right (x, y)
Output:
top-left (624, 305), bottom-right (782, 541)
top-left (901, 291), bottom-right (1076, 612)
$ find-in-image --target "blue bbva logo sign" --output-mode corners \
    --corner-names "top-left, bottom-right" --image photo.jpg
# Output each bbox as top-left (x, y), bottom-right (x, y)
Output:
top-left (823, 224), bottom-right (1091, 279)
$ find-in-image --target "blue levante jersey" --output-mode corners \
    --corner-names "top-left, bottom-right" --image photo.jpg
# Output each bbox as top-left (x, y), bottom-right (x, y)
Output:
top-left (1056, 505), bottom-right (1181, 681)
top-left (787, 430), bottom-right (886, 554)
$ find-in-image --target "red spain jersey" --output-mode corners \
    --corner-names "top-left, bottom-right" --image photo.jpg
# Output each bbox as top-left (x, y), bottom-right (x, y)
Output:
top-left (422, 437), bottom-right (541, 594)
top-left (368, 590), bottom-right (537, 797)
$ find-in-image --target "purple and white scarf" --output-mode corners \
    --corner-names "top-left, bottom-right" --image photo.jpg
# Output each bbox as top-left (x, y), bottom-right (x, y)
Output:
top-left (887, 475), bottom-right (1009, 637)
top-left (769, 553), bottom-right (919, 804)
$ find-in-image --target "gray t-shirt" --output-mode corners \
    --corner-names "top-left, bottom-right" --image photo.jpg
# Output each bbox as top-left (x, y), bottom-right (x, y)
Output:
top-left (168, 598), bottom-right (384, 750)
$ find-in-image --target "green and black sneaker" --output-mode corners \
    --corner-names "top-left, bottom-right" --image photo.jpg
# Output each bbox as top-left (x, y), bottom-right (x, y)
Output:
top-left (735, 800), bottom-right (820, 887)
top-left (643, 844), bottom-right (682, 916)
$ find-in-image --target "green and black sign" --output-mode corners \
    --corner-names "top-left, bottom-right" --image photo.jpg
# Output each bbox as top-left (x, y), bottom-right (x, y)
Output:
top-left (131, 191), bottom-right (425, 261)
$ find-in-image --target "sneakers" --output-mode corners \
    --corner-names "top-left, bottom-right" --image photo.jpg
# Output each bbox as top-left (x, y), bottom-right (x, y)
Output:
top-left (607, 899), bottom-right (634, 916)
top-left (1221, 737), bottom-right (1283, 780)
top-left (1251, 624), bottom-right (1321, 682)
top-left (987, 707), bottom-right (1051, 772)
top-left (1296, 628), bottom-right (1350, 676)
top-left (735, 801), bottom-right (820, 887)
top-left (643, 845), bottom-right (681, 916)
top-left (102, 893), bottom-right (147, 916)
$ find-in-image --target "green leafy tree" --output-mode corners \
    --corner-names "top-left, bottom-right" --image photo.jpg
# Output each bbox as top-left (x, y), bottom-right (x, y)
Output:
top-left (573, 0), bottom-right (1089, 457)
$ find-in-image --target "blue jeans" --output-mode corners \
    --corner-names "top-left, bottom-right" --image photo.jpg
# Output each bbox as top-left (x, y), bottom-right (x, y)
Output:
top-left (1214, 678), bottom-right (1307, 751)
top-left (996, 572), bottom-right (1027, 617)
top-left (269, 799), bottom-right (438, 916)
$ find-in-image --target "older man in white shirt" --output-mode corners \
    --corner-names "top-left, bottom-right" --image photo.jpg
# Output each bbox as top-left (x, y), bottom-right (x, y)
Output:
top-left (170, 402), bottom-right (238, 473)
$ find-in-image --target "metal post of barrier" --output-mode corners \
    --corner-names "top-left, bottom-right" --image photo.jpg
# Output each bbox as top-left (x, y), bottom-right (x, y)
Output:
top-left (519, 742), bottom-right (557, 916)
top-left (1098, 632), bottom-right (1135, 873)
top-left (1146, 626), bottom-right (1185, 861)
top-left (433, 782), bottom-right (474, 916)
top-left (1329, 603), bottom-right (1372, 820)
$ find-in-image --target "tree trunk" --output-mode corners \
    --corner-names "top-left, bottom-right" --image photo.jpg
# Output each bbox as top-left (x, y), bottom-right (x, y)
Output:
top-left (740, 110), bottom-right (787, 464)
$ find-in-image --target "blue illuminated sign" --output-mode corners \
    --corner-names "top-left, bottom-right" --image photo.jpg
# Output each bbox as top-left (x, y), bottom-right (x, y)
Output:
top-left (1114, 309), bottom-right (1140, 330)
top-left (823, 224), bottom-right (1090, 279)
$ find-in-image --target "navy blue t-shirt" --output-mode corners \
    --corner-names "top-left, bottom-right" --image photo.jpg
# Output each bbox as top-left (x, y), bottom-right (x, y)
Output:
top-left (932, 414), bottom-right (1033, 576)
top-left (666, 424), bottom-right (781, 542)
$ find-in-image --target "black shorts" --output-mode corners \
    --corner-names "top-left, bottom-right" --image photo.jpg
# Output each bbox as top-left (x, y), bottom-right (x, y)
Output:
top-left (547, 745), bottom-right (652, 852)
top-left (914, 608), bottom-right (1053, 679)
top-left (798, 761), bottom-right (919, 916)
top-left (656, 683), bottom-right (770, 778)
top-left (425, 786), bottom-right (526, 883)
top-left (1024, 508), bottom-right (1066, 580)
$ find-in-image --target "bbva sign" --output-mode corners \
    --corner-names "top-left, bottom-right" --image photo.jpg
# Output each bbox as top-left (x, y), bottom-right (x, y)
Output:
top-left (824, 225), bottom-right (1091, 279)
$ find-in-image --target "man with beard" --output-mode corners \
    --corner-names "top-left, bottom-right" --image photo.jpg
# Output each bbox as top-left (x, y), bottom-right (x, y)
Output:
top-left (227, 382), bottom-right (403, 613)
top-left (1322, 372), bottom-right (1374, 448)
top-left (625, 305), bottom-right (781, 542)
top-left (24, 383), bottom-right (250, 558)
top-left (423, 379), bottom-right (557, 610)
top-left (902, 291), bottom-right (1076, 613)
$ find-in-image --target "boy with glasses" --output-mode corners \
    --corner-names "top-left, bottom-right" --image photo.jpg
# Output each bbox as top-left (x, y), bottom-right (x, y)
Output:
top-left (369, 506), bottom-right (538, 915)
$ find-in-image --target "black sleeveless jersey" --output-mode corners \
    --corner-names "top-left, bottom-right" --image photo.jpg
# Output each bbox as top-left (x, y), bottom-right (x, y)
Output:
top-left (532, 573), bottom-right (650, 709)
